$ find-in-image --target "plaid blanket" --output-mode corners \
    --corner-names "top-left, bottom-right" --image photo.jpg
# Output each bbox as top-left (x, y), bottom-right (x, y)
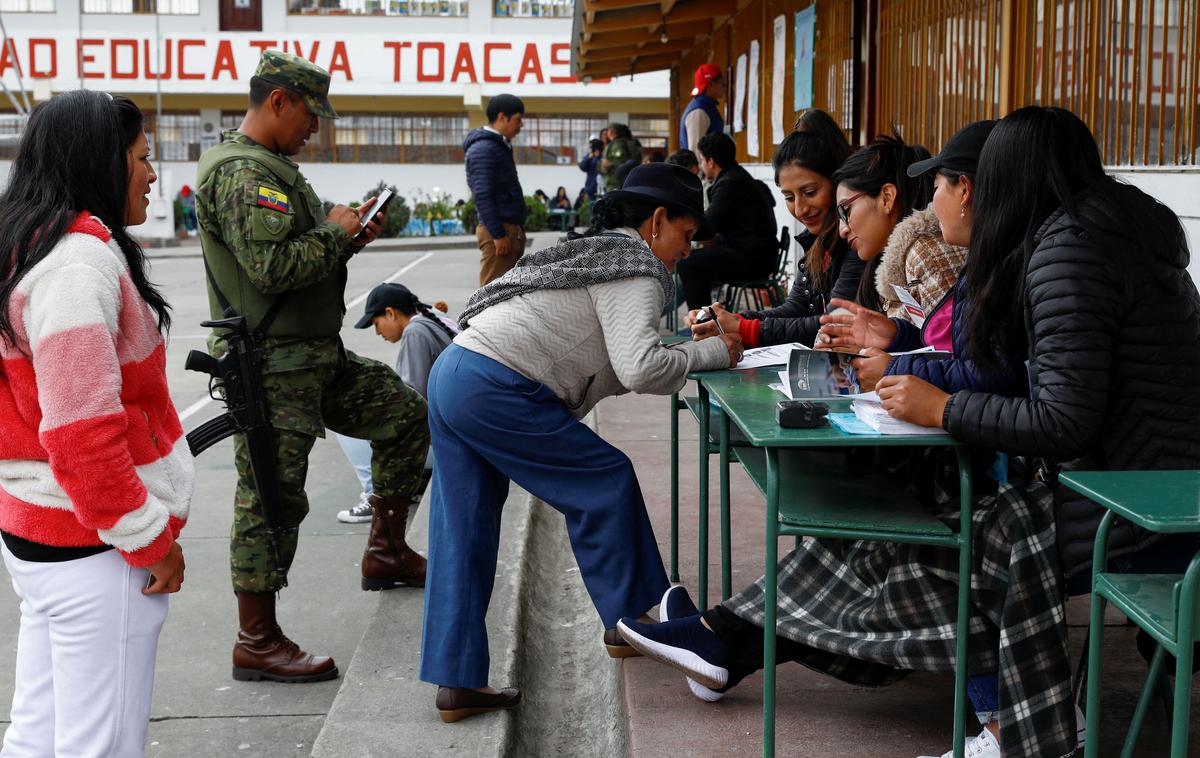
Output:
top-left (722, 457), bottom-right (1078, 757)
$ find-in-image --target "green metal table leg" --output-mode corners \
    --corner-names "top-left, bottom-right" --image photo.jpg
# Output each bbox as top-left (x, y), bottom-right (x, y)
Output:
top-left (1121, 644), bottom-right (1167, 758)
top-left (720, 409), bottom-right (732, 601)
top-left (762, 448), bottom-right (780, 758)
top-left (952, 448), bottom-right (972, 758)
top-left (697, 384), bottom-right (711, 610)
top-left (1169, 555), bottom-right (1200, 757)
top-left (669, 392), bottom-right (681, 582)
top-left (1085, 511), bottom-right (1116, 758)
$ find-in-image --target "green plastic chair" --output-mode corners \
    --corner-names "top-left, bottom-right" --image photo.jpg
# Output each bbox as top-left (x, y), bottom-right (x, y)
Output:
top-left (1062, 470), bottom-right (1200, 758)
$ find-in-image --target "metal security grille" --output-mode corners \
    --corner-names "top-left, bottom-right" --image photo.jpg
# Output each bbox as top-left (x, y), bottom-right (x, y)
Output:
top-left (494, 0), bottom-right (571, 17)
top-left (0, 0), bottom-right (55, 10)
top-left (514, 113), bottom-right (608, 165)
top-left (82, 0), bottom-right (199, 12)
top-left (876, 0), bottom-right (1199, 166)
top-left (288, 0), bottom-right (469, 16)
top-left (144, 111), bottom-right (202, 160)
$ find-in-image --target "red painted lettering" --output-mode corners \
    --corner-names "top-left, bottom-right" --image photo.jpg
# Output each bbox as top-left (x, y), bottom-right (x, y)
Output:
top-left (549, 43), bottom-right (575, 83)
top-left (77, 38), bottom-right (105, 79)
top-left (291, 40), bottom-right (320, 62)
top-left (110, 38), bottom-right (138, 80)
top-left (0, 40), bottom-right (19, 77)
top-left (249, 40), bottom-right (276, 57)
top-left (384, 41), bottom-right (412, 82)
top-left (143, 39), bottom-right (172, 80)
top-left (177, 38), bottom-right (204, 80)
top-left (483, 42), bottom-right (511, 83)
top-left (28, 39), bottom-right (56, 78)
top-left (328, 40), bottom-right (352, 80)
top-left (516, 42), bottom-right (543, 83)
top-left (212, 39), bottom-right (237, 80)
top-left (417, 41), bottom-right (444, 82)
top-left (450, 42), bottom-right (477, 83)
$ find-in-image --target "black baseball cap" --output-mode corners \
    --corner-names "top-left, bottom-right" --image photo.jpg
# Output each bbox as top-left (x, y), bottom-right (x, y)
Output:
top-left (604, 163), bottom-right (713, 241)
top-left (906, 119), bottom-right (998, 178)
top-left (354, 283), bottom-right (423, 329)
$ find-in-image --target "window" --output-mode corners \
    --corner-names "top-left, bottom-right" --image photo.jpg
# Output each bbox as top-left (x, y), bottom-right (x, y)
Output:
top-left (144, 112), bottom-right (202, 161)
top-left (288, 0), bottom-right (467, 16)
top-left (630, 114), bottom-right (670, 154)
top-left (0, 112), bottom-right (26, 159)
top-left (0, 0), bottom-right (54, 11)
top-left (494, 0), bottom-right (571, 17)
top-left (222, 111), bottom-right (470, 163)
top-left (515, 113), bottom-right (608, 165)
top-left (83, 0), bottom-right (198, 12)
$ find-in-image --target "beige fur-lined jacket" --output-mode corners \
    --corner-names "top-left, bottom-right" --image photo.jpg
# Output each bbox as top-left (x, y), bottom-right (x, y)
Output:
top-left (874, 206), bottom-right (967, 321)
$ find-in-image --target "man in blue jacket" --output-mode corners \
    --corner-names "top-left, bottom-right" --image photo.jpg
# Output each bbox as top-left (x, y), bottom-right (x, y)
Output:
top-left (679, 63), bottom-right (725, 163)
top-left (464, 94), bottom-right (528, 285)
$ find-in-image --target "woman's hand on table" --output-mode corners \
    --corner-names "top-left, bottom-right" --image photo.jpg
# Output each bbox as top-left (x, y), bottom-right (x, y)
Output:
top-left (689, 303), bottom-right (741, 341)
top-left (848, 347), bottom-right (890, 391)
top-left (719, 333), bottom-right (744, 368)
top-left (818, 299), bottom-right (897, 350)
top-left (875, 375), bottom-right (950, 429)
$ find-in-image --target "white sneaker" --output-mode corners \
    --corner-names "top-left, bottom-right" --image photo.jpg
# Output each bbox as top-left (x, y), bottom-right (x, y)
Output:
top-left (918, 728), bottom-right (1000, 758)
top-left (337, 492), bottom-right (373, 524)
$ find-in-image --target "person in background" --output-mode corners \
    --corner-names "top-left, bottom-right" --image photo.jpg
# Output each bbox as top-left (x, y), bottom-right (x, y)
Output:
top-left (533, 189), bottom-right (550, 207)
top-left (177, 184), bottom-right (197, 235)
top-left (601, 123), bottom-right (642, 192)
top-left (551, 186), bottom-right (573, 211)
top-left (675, 132), bottom-right (778, 310)
top-left (665, 148), bottom-right (701, 176)
top-left (679, 63), bottom-right (725, 164)
top-left (335, 284), bottom-right (459, 529)
top-left (573, 188), bottom-right (590, 210)
top-left (420, 163), bottom-right (740, 724)
top-left (578, 138), bottom-right (603, 199)
top-left (0, 90), bottom-right (192, 757)
top-left (688, 109), bottom-right (861, 348)
top-left (463, 93), bottom-right (528, 286)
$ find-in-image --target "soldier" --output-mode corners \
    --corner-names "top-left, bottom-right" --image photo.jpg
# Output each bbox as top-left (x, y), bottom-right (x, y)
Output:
top-left (195, 50), bottom-right (431, 683)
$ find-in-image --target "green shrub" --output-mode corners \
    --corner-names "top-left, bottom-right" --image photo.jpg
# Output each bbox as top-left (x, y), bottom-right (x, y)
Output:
top-left (363, 180), bottom-right (411, 238)
top-left (459, 198), bottom-right (478, 230)
top-left (523, 196), bottom-right (549, 232)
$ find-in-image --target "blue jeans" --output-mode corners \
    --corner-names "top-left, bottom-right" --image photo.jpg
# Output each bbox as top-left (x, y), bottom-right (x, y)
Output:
top-left (967, 673), bottom-right (1000, 724)
top-left (335, 432), bottom-right (435, 496)
top-left (419, 345), bottom-right (669, 687)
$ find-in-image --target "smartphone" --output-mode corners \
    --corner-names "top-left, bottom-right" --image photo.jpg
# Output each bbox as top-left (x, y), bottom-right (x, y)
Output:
top-left (355, 189), bottom-right (394, 238)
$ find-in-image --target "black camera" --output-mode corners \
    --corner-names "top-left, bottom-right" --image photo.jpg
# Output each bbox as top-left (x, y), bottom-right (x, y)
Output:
top-left (775, 400), bottom-right (829, 429)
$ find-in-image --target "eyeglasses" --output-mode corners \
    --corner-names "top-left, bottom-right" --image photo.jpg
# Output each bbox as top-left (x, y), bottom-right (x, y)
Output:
top-left (835, 191), bottom-right (867, 224)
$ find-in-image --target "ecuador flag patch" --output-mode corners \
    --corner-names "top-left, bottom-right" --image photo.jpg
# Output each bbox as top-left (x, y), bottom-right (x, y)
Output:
top-left (257, 186), bottom-right (289, 212)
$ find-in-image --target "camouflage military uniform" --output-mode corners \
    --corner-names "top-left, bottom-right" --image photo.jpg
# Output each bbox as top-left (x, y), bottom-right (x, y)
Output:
top-left (196, 53), bottom-right (429, 594)
top-left (602, 136), bottom-right (642, 189)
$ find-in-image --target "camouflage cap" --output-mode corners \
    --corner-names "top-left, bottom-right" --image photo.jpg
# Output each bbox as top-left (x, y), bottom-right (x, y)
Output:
top-left (255, 49), bottom-right (339, 120)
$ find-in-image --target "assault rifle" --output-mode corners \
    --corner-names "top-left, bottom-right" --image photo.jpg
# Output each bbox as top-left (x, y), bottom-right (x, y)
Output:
top-left (184, 316), bottom-right (290, 588)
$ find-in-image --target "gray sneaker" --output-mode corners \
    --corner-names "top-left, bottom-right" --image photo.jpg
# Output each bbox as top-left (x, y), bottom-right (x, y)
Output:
top-left (337, 492), bottom-right (373, 524)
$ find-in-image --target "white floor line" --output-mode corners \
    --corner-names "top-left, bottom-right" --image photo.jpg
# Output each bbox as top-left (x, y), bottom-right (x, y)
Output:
top-left (178, 251), bottom-right (435, 423)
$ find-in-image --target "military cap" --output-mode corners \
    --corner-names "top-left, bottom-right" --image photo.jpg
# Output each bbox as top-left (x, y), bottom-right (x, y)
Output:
top-left (255, 50), bottom-right (339, 120)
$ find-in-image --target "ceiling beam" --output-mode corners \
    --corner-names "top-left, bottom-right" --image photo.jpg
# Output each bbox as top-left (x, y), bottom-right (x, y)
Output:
top-left (579, 18), bottom-right (713, 53)
top-left (579, 37), bottom-right (697, 63)
top-left (586, 0), bottom-right (733, 34)
top-left (583, 0), bottom-right (659, 10)
top-left (580, 52), bottom-right (684, 79)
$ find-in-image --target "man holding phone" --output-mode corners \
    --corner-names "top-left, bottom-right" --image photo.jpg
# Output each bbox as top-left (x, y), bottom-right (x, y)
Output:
top-left (196, 50), bottom-right (431, 685)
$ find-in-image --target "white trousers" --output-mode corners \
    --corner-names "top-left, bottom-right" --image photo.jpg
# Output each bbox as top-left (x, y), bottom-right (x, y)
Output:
top-left (1, 543), bottom-right (168, 758)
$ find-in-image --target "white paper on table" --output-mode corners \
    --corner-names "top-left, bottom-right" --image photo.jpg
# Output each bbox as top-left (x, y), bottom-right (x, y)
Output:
top-left (889, 346), bottom-right (951, 358)
top-left (747, 40), bottom-right (761, 156)
top-left (775, 371), bottom-right (792, 399)
top-left (771, 15), bottom-right (787, 145)
top-left (891, 284), bottom-right (927, 328)
top-left (734, 342), bottom-right (809, 370)
top-left (734, 53), bottom-right (748, 132)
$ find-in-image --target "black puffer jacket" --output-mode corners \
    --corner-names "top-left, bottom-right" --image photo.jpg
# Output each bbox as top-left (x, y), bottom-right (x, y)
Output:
top-left (741, 233), bottom-right (866, 346)
top-left (944, 183), bottom-right (1200, 578)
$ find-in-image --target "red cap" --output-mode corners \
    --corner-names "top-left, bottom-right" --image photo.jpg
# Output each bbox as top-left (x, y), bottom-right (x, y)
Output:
top-left (690, 63), bottom-right (721, 97)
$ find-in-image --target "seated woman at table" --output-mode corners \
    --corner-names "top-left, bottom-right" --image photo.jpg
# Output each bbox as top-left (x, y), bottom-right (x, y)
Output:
top-left (617, 107), bottom-right (1200, 758)
top-left (419, 163), bottom-right (741, 724)
top-left (687, 110), bottom-right (860, 347)
top-left (838, 119), bottom-right (1005, 395)
top-left (551, 186), bottom-right (573, 211)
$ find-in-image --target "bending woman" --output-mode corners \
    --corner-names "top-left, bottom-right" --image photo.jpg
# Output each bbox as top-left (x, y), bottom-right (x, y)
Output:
top-left (619, 107), bottom-right (1200, 758)
top-left (0, 91), bottom-right (193, 756)
top-left (420, 163), bottom-right (741, 723)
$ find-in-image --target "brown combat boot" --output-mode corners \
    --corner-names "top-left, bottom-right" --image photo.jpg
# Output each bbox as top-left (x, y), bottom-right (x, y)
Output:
top-left (231, 592), bottom-right (338, 683)
top-left (361, 493), bottom-right (427, 590)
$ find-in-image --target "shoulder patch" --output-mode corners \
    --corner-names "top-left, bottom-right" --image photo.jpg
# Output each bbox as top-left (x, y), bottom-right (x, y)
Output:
top-left (256, 186), bottom-right (290, 212)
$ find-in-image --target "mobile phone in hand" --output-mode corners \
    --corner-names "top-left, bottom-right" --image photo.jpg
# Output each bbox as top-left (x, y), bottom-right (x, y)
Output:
top-left (354, 189), bottom-right (394, 239)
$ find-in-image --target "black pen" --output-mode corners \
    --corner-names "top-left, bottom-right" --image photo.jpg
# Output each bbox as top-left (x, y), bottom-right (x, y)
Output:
top-left (700, 306), bottom-right (725, 335)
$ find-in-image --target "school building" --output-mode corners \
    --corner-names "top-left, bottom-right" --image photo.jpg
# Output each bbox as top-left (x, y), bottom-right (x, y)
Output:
top-left (570, 0), bottom-right (1200, 282)
top-left (0, 0), bottom-right (672, 239)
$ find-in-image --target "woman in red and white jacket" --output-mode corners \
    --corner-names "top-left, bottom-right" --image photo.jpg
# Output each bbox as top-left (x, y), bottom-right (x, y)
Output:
top-left (0, 91), bottom-right (193, 757)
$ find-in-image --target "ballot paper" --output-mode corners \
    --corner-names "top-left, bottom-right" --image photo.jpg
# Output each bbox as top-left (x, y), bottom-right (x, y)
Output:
top-left (850, 398), bottom-right (948, 436)
top-left (891, 284), bottom-right (927, 328)
top-left (734, 342), bottom-right (809, 370)
top-left (784, 349), bottom-right (842, 399)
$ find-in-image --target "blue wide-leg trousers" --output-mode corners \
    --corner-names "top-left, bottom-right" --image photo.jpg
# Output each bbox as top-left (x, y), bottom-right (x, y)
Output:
top-left (419, 345), bottom-right (668, 688)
